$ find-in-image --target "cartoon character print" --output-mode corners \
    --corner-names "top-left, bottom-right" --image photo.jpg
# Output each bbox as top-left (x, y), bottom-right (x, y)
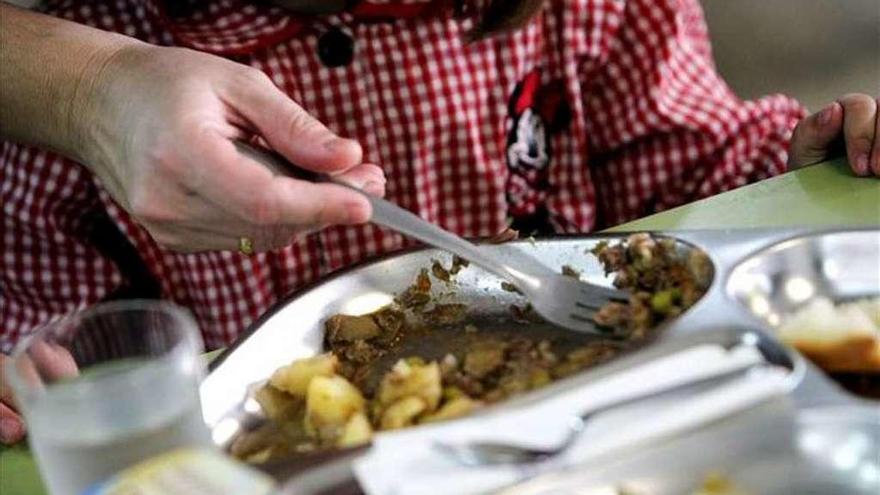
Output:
top-left (505, 69), bottom-right (570, 233)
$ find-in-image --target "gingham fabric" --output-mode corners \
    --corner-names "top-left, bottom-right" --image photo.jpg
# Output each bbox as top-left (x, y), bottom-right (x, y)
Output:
top-left (0, 0), bottom-right (804, 351)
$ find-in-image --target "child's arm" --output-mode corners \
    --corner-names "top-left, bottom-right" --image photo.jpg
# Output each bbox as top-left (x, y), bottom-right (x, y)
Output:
top-left (573, 0), bottom-right (873, 227)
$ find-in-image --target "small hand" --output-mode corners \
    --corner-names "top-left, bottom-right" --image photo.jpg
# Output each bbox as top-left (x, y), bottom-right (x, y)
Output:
top-left (0, 354), bottom-right (26, 444)
top-left (0, 344), bottom-right (78, 445)
top-left (788, 94), bottom-right (879, 177)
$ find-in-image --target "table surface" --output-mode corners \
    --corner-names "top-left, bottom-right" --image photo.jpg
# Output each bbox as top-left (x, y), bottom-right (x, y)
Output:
top-left (2, 159), bottom-right (877, 495)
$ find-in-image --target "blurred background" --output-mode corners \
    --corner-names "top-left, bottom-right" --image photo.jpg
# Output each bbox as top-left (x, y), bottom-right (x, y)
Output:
top-left (701, 0), bottom-right (878, 111)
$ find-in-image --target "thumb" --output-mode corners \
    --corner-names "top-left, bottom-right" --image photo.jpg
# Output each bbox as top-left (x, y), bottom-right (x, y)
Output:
top-left (225, 71), bottom-right (362, 173)
top-left (788, 102), bottom-right (843, 169)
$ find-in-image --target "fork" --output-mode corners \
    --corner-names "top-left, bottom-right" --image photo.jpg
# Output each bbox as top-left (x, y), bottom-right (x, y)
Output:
top-left (236, 141), bottom-right (627, 335)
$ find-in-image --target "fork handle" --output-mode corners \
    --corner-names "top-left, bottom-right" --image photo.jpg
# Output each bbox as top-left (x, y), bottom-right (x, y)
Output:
top-left (235, 141), bottom-right (537, 289)
top-left (358, 192), bottom-right (539, 286)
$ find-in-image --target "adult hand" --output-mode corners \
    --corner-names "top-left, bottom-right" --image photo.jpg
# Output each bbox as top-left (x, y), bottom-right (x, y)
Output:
top-left (788, 93), bottom-right (879, 177)
top-left (78, 44), bottom-right (385, 253)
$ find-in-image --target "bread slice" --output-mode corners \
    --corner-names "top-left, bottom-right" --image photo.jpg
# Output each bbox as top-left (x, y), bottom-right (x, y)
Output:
top-left (778, 297), bottom-right (880, 372)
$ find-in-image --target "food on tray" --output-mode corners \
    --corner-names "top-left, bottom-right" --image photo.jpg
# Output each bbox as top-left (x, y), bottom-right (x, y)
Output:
top-left (592, 233), bottom-right (712, 338)
top-left (269, 353), bottom-right (339, 397)
top-left (778, 297), bottom-right (880, 372)
top-left (231, 234), bottom-right (710, 462)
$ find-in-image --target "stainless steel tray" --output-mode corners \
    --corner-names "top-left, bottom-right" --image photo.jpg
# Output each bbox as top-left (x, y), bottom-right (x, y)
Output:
top-left (199, 228), bottom-right (878, 491)
top-left (498, 403), bottom-right (880, 495)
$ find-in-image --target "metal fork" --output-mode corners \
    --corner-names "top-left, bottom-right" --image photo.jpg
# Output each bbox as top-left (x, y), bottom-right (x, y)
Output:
top-left (434, 362), bottom-right (773, 466)
top-left (237, 142), bottom-right (627, 335)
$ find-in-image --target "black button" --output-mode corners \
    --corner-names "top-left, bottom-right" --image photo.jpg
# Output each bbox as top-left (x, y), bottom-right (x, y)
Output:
top-left (318, 28), bottom-right (355, 68)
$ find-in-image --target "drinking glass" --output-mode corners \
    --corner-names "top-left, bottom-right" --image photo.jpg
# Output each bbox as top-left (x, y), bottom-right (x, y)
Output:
top-left (5, 300), bottom-right (211, 495)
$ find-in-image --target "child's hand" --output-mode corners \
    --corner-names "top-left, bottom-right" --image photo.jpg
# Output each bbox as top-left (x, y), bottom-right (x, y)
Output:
top-left (1, 344), bottom-right (80, 445)
top-left (788, 94), bottom-right (879, 177)
top-left (0, 354), bottom-right (26, 444)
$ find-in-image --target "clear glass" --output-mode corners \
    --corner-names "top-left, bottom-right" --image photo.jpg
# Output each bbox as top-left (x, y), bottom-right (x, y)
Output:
top-left (5, 300), bottom-right (211, 495)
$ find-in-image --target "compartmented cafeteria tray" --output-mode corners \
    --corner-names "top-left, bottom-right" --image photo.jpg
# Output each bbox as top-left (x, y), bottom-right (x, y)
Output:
top-left (199, 227), bottom-right (879, 492)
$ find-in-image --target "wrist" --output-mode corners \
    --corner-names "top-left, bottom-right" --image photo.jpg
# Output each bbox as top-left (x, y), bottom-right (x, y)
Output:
top-left (64, 38), bottom-right (146, 169)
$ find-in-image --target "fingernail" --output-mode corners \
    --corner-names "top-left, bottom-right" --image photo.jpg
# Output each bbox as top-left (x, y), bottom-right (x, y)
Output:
top-left (817, 104), bottom-right (834, 126)
top-left (854, 154), bottom-right (870, 176)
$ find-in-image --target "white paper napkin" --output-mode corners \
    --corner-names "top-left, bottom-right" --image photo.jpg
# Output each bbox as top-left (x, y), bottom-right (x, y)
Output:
top-left (353, 344), bottom-right (792, 495)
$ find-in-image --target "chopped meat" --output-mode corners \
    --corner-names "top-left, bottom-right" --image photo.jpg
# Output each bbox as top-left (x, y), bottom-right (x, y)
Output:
top-left (449, 255), bottom-right (470, 275)
top-left (423, 303), bottom-right (468, 325)
top-left (325, 314), bottom-right (381, 343)
top-left (431, 260), bottom-right (451, 282)
top-left (397, 269), bottom-right (432, 308)
top-left (509, 303), bottom-right (540, 323)
top-left (591, 234), bottom-right (710, 337)
top-left (594, 302), bottom-right (630, 329)
top-left (561, 265), bottom-right (581, 279)
top-left (372, 307), bottom-right (405, 344)
top-left (501, 281), bottom-right (522, 294)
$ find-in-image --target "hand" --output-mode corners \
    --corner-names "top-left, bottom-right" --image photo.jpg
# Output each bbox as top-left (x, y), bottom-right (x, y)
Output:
top-left (0, 354), bottom-right (26, 444)
top-left (1, 344), bottom-right (79, 445)
top-left (788, 94), bottom-right (879, 177)
top-left (77, 44), bottom-right (386, 253)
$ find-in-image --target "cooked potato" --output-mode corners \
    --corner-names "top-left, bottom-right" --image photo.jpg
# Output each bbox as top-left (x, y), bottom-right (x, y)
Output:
top-left (421, 396), bottom-right (482, 423)
top-left (337, 412), bottom-right (373, 447)
top-left (463, 341), bottom-right (505, 378)
top-left (377, 360), bottom-right (442, 410)
top-left (269, 353), bottom-right (339, 397)
top-left (305, 375), bottom-right (366, 440)
top-left (380, 396), bottom-right (427, 430)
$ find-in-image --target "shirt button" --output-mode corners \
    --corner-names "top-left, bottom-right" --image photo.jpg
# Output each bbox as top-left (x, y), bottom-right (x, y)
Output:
top-left (317, 28), bottom-right (355, 68)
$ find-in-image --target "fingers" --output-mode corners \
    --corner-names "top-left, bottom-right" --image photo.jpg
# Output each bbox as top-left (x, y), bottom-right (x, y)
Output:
top-left (29, 341), bottom-right (78, 381)
top-left (839, 94), bottom-right (878, 177)
top-left (331, 163), bottom-right (387, 197)
top-left (0, 354), bottom-right (25, 445)
top-left (0, 402), bottom-right (24, 444)
top-left (0, 354), bottom-right (17, 409)
top-left (141, 133), bottom-right (382, 252)
top-left (223, 71), bottom-right (364, 174)
top-left (868, 97), bottom-right (880, 176)
top-left (787, 102), bottom-right (844, 170)
top-left (180, 126), bottom-right (372, 228)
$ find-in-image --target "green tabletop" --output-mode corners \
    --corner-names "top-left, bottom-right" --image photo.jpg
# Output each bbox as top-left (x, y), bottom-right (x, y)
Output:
top-left (607, 158), bottom-right (878, 231)
top-left (1, 159), bottom-right (876, 495)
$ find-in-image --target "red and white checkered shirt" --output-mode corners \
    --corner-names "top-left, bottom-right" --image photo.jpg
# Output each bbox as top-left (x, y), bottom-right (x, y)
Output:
top-left (1, 0), bottom-right (804, 351)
